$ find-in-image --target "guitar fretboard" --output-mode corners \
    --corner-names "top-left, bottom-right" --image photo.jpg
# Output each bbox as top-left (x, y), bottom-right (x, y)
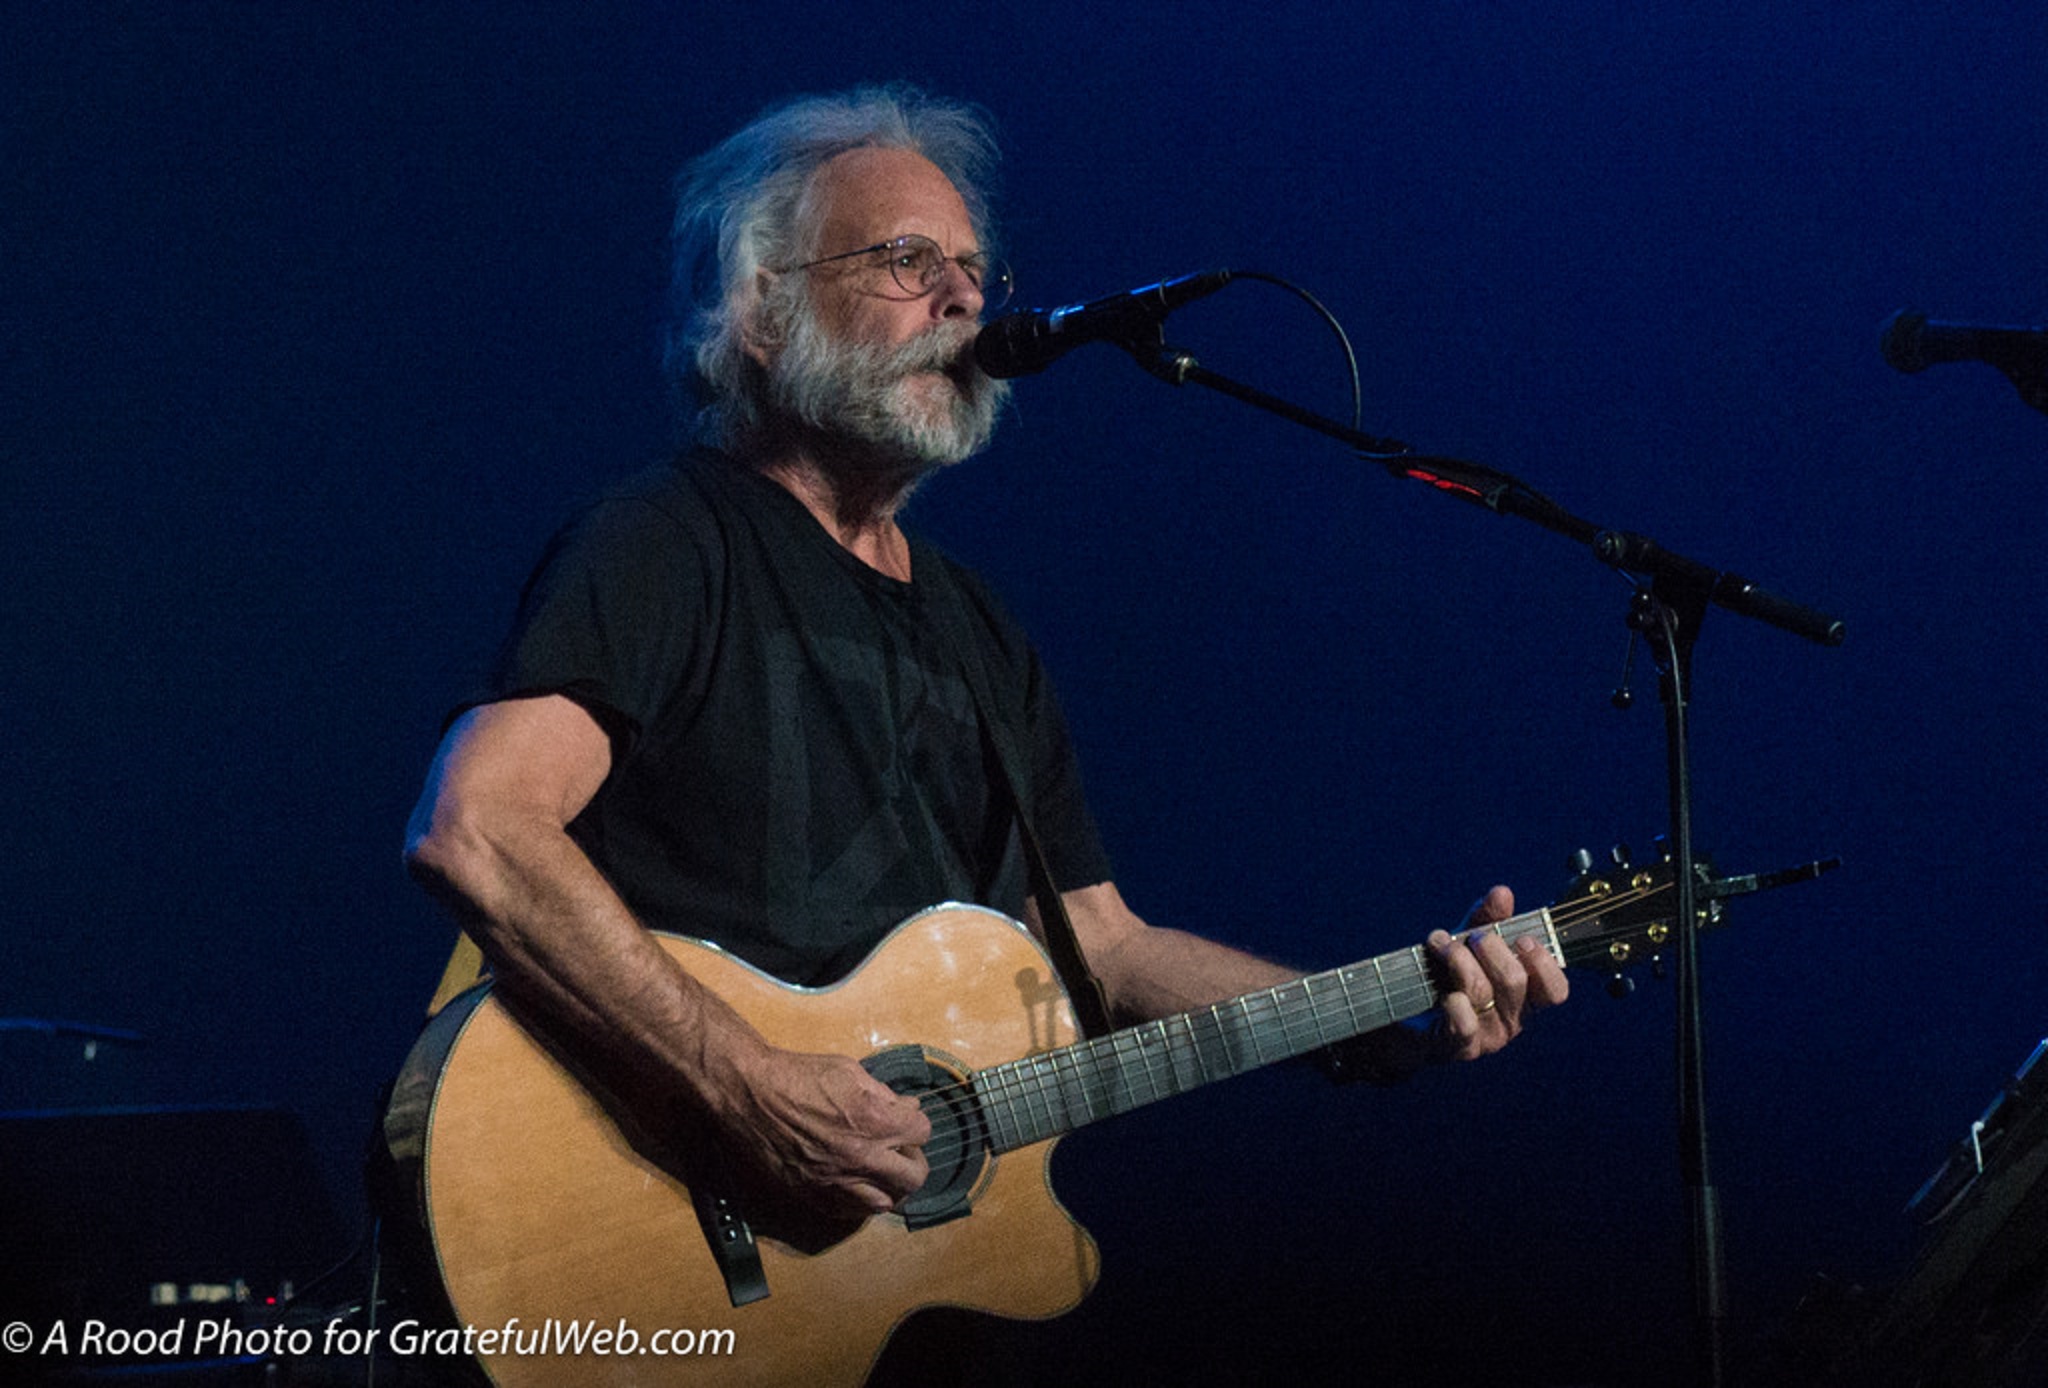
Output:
top-left (971, 908), bottom-right (1560, 1152)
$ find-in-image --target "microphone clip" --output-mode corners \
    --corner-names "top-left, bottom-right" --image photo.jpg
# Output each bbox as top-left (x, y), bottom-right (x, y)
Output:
top-left (1115, 325), bottom-right (1201, 387)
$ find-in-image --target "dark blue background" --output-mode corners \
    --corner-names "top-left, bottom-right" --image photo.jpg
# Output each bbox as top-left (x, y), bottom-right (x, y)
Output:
top-left (7, 5), bottom-right (2045, 1383)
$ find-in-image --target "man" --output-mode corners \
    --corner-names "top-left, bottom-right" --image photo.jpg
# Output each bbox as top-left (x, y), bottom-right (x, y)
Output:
top-left (403, 80), bottom-right (1564, 1319)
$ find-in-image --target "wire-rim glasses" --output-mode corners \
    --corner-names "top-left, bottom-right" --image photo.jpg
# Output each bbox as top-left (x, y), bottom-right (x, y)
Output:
top-left (793, 234), bottom-right (1012, 311)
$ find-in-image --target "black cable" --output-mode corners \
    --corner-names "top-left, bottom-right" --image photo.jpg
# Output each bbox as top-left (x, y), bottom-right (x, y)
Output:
top-left (1225, 270), bottom-right (1364, 436)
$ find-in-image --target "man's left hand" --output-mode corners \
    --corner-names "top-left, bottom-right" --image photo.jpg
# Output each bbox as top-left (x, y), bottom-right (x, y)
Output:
top-left (1428, 885), bottom-right (1569, 1061)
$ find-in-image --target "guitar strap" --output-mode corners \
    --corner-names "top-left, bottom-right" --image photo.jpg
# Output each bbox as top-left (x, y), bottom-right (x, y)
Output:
top-left (924, 570), bottom-right (1114, 1040)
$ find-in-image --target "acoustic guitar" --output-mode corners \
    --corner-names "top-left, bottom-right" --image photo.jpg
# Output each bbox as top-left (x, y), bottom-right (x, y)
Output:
top-left (382, 854), bottom-right (1705, 1385)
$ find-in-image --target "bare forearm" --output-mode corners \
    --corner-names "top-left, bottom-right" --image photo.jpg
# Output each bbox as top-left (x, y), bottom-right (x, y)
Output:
top-left (1091, 921), bottom-right (1297, 1020)
top-left (1052, 882), bottom-right (1297, 1023)
top-left (405, 809), bottom-right (767, 1115)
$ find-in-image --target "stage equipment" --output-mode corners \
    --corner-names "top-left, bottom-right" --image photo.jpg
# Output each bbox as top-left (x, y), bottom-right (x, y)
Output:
top-left (974, 269), bottom-right (1232, 378)
top-left (1806, 1036), bottom-right (2048, 1386)
top-left (0, 1105), bottom-right (345, 1332)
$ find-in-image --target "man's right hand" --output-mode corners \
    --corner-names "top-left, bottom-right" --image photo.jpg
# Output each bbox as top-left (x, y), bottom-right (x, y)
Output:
top-left (708, 1044), bottom-right (933, 1218)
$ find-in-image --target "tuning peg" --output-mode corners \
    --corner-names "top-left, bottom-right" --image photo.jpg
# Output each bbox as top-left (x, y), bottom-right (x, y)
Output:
top-left (1610, 843), bottom-right (1633, 868)
top-left (1568, 847), bottom-right (1594, 877)
top-left (1606, 974), bottom-right (1635, 999)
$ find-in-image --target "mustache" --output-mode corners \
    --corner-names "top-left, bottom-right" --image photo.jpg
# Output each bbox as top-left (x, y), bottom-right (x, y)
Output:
top-left (866, 319), bottom-right (985, 380)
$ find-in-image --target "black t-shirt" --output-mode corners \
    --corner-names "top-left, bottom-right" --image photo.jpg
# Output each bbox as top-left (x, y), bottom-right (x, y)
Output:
top-left (478, 449), bottom-right (1113, 985)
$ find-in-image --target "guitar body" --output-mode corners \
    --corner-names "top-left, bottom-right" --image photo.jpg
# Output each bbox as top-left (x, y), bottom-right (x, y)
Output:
top-left (396, 904), bottom-right (1100, 1387)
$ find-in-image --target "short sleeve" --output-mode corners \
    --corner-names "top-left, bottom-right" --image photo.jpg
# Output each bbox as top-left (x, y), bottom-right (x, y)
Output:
top-left (478, 479), bottom-right (725, 757)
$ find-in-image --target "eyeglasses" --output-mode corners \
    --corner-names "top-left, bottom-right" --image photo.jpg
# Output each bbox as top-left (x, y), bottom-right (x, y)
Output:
top-left (793, 233), bottom-right (1013, 311)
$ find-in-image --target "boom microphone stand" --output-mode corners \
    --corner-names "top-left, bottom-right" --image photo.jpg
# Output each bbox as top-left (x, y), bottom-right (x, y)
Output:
top-left (1116, 328), bottom-right (1845, 1388)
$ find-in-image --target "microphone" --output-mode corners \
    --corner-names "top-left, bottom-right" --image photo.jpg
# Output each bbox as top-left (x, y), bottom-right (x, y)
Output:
top-left (974, 269), bottom-right (1234, 379)
top-left (1881, 310), bottom-right (2048, 375)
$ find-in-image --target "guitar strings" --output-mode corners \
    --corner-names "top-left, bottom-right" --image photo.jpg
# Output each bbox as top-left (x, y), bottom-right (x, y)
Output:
top-left (911, 882), bottom-right (1671, 1166)
top-left (902, 879), bottom-right (1678, 1172)
top-left (916, 886), bottom-right (1649, 1166)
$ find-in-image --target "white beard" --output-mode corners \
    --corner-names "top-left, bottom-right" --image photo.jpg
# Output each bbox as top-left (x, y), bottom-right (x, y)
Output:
top-left (765, 306), bottom-right (1009, 467)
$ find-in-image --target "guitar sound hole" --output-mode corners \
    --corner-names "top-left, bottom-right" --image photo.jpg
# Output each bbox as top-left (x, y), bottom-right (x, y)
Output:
top-left (861, 1045), bottom-right (990, 1230)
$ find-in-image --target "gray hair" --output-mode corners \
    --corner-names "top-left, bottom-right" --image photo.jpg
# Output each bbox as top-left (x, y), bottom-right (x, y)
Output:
top-left (664, 84), bottom-right (1001, 444)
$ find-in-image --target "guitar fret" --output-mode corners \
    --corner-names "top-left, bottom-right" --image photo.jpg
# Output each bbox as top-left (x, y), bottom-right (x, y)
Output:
top-left (1306, 973), bottom-right (1345, 1048)
top-left (1137, 1029), bottom-right (1170, 1106)
top-left (1166, 1014), bottom-right (1201, 1091)
top-left (1306, 977), bottom-right (1333, 1047)
top-left (1188, 1012), bottom-right (1214, 1085)
top-left (1240, 987), bottom-right (1277, 1061)
top-left (1200, 1008), bottom-right (1238, 1082)
top-left (1109, 1027), bottom-right (1149, 1115)
top-left (1317, 975), bottom-right (1345, 1045)
top-left (1055, 1050), bottom-right (1083, 1131)
top-left (1037, 1051), bottom-right (1069, 1137)
top-left (1197, 1007), bottom-right (1222, 1077)
top-left (1238, 995), bottom-right (1265, 1065)
top-left (1334, 966), bottom-right (1363, 1039)
top-left (1044, 1050), bottom-right (1074, 1134)
top-left (1213, 1003), bottom-right (1251, 1079)
top-left (985, 1062), bottom-right (1019, 1149)
top-left (1260, 982), bottom-right (1294, 1054)
top-left (1245, 982), bottom-right (1294, 1056)
top-left (1198, 1005), bottom-right (1232, 1081)
top-left (1288, 976), bottom-right (1309, 1051)
top-left (1012, 1063), bottom-right (1039, 1145)
top-left (977, 1067), bottom-right (1021, 1152)
top-left (1012, 1054), bottom-right (1049, 1146)
top-left (1187, 1015), bottom-right (1212, 1089)
top-left (1060, 1043), bottom-right (1107, 1129)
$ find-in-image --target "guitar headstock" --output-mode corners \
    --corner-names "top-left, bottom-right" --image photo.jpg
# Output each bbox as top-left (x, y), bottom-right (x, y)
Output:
top-left (1548, 844), bottom-right (1723, 993)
